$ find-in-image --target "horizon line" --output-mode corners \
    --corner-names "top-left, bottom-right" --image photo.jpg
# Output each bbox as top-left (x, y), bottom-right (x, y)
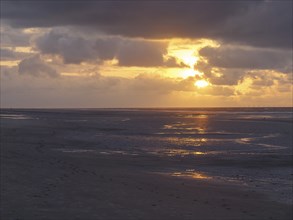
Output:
top-left (1, 106), bottom-right (292, 110)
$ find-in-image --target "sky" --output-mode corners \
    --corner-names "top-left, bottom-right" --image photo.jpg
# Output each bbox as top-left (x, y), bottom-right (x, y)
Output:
top-left (0, 0), bottom-right (292, 108)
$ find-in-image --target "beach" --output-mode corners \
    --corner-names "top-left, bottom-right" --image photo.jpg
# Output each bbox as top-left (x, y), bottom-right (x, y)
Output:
top-left (1, 108), bottom-right (292, 220)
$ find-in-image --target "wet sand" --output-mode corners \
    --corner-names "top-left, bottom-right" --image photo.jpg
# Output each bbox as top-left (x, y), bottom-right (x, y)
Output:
top-left (1, 109), bottom-right (292, 220)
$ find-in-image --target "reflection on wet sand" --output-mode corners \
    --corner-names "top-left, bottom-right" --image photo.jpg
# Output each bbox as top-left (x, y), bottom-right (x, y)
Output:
top-left (164, 137), bottom-right (207, 146)
top-left (163, 114), bottom-right (209, 135)
top-left (0, 114), bottom-right (32, 120)
top-left (57, 148), bottom-right (140, 156)
top-left (163, 149), bottom-right (205, 156)
top-left (56, 149), bottom-right (96, 153)
top-left (171, 169), bottom-right (211, 179)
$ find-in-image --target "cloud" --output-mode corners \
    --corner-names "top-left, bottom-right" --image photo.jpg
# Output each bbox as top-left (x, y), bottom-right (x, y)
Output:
top-left (1, 1), bottom-right (292, 108)
top-left (18, 55), bottom-right (59, 77)
top-left (94, 37), bottom-right (122, 60)
top-left (246, 71), bottom-right (291, 88)
top-left (35, 29), bottom-right (181, 67)
top-left (194, 60), bottom-right (246, 86)
top-left (199, 46), bottom-right (292, 72)
top-left (195, 44), bottom-right (292, 86)
top-left (129, 74), bottom-right (177, 94)
top-left (210, 69), bottom-right (245, 86)
top-left (164, 56), bottom-right (187, 68)
top-left (0, 24), bottom-right (32, 47)
top-left (2, 67), bottom-right (292, 108)
top-left (0, 66), bottom-right (18, 78)
top-left (117, 40), bottom-right (167, 67)
top-left (219, 1), bottom-right (292, 49)
top-left (0, 47), bottom-right (35, 61)
top-left (2, 1), bottom-right (292, 49)
top-left (196, 85), bottom-right (235, 96)
top-left (0, 48), bottom-right (15, 59)
top-left (36, 30), bottom-right (98, 64)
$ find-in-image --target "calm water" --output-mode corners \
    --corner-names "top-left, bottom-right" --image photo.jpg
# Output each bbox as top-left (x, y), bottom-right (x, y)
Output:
top-left (1, 108), bottom-right (292, 203)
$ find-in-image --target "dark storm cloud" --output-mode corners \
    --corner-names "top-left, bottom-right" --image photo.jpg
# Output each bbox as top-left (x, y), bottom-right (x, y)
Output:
top-left (2, 0), bottom-right (292, 49)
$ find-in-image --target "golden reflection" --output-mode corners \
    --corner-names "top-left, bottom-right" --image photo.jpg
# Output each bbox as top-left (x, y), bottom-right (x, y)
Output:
top-left (195, 114), bottom-right (209, 134)
top-left (197, 127), bottom-right (206, 134)
top-left (171, 170), bottom-right (211, 179)
top-left (164, 149), bottom-right (206, 156)
top-left (163, 124), bottom-right (175, 129)
top-left (164, 137), bottom-right (207, 145)
top-left (163, 116), bottom-right (209, 135)
top-left (197, 114), bottom-right (208, 119)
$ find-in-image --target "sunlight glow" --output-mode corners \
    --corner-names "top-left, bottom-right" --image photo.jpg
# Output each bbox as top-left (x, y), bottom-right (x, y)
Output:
top-left (180, 52), bottom-right (198, 67)
top-left (170, 49), bottom-right (198, 68)
top-left (235, 77), bottom-right (253, 94)
top-left (195, 79), bottom-right (210, 88)
top-left (0, 60), bottom-right (19, 67)
top-left (61, 72), bottom-right (83, 77)
top-left (180, 69), bottom-right (204, 79)
top-left (166, 42), bottom-right (210, 79)
top-left (2, 46), bottom-right (35, 53)
top-left (181, 69), bottom-right (199, 78)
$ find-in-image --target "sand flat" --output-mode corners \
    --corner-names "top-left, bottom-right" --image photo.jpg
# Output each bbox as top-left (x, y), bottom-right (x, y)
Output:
top-left (1, 109), bottom-right (292, 219)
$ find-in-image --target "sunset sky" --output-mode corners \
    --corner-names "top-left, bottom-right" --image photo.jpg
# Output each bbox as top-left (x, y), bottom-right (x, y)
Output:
top-left (1, 0), bottom-right (292, 108)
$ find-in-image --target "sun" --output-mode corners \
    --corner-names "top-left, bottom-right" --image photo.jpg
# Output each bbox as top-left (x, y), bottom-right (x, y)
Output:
top-left (195, 79), bottom-right (209, 88)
